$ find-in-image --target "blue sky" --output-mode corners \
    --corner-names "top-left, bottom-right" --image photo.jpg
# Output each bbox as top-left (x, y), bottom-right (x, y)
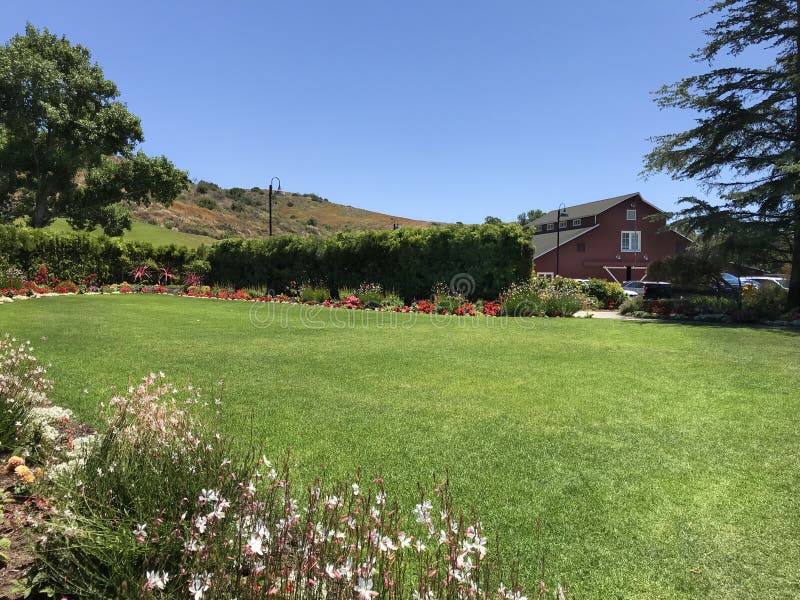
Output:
top-left (4, 1), bottom-right (719, 223)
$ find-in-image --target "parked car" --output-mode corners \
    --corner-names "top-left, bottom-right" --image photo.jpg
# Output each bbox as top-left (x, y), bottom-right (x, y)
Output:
top-left (741, 276), bottom-right (788, 290)
top-left (641, 281), bottom-right (673, 299)
top-left (721, 272), bottom-right (745, 288)
top-left (622, 280), bottom-right (644, 297)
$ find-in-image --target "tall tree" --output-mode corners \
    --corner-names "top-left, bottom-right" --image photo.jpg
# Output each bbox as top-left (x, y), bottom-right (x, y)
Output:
top-left (0, 25), bottom-right (188, 235)
top-left (644, 0), bottom-right (800, 306)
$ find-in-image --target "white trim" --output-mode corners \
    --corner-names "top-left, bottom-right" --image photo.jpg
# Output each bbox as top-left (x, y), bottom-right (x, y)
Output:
top-left (559, 220), bottom-right (567, 229)
top-left (602, 265), bottom-right (648, 284)
top-left (621, 230), bottom-right (641, 252)
top-left (626, 209), bottom-right (636, 221)
top-left (546, 223), bottom-right (554, 231)
top-left (572, 218), bottom-right (582, 226)
top-left (538, 272), bottom-right (554, 279)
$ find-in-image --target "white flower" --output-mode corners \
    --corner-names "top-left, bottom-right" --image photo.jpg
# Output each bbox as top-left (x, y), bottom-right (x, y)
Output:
top-left (414, 539), bottom-right (427, 553)
top-left (354, 576), bottom-right (377, 600)
top-left (188, 576), bottom-right (209, 600)
top-left (398, 532), bottom-right (412, 549)
top-left (352, 483), bottom-right (360, 496)
top-left (246, 534), bottom-right (264, 555)
top-left (378, 535), bottom-right (397, 552)
top-left (324, 563), bottom-right (339, 579)
top-left (375, 491), bottom-right (386, 506)
top-left (145, 570), bottom-right (169, 591)
top-left (184, 538), bottom-right (205, 552)
top-left (133, 523), bottom-right (147, 538)
top-left (198, 489), bottom-right (218, 505)
top-left (194, 515), bottom-right (207, 533)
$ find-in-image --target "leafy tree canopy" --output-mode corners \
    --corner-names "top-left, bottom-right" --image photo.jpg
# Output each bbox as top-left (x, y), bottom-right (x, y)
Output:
top-left (643, 0), bottom-right (800, 306)
top-left (516, 209), bottom-right (545, 227)
top-left (0, 24), bottom-right (189, 234)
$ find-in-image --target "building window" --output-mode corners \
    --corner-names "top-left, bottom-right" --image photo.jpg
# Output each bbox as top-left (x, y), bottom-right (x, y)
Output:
top-left (559, 220), bottom-right (567, 229)
top-left (547, 223), bottom-right (554, 231)
top-left (621, 231), bottom-right (641, 252)
top-left (572, 218), bottom-right (582, 227)
top-left (576, 242), bottom-right (586, 253)
top-left (626, 209), bottom-right (636, 221)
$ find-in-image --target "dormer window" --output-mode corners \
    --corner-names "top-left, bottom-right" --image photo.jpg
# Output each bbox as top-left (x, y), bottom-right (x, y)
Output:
top-left (626, 209), bottom-right (637, 220)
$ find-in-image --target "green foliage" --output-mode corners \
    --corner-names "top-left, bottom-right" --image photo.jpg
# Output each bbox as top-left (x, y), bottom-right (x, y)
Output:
top-left (306, 216), bottom-right (318, 226)
top-left (0, 224), bottom-right (202, 283)
top-left (300, 284), bottom-right (330, 303)
top-left (195, 196), bottom-right (218, 210)
top-left (208, 224), bottom-right (532, 301)
top-left (501, 277), bottom-right (587, 317)
top-left (647, 254), bottom-right (723, 287)
top-left (516, 209), bottom-right (545, 227)
top-left (0, 25), bottom-right (189, 230)
top-left (195, 180), bottom-right (219, 194)
top-left (484, 216), bottom-right (503, 224)
top-left (584, 278), bottom-right (626, 308)
top-left (225, 187), bottom-right (247, 201)
top-left (96, 203), bottom-right (132, 237)
top-left (642, 1), bottom-right (800, 306)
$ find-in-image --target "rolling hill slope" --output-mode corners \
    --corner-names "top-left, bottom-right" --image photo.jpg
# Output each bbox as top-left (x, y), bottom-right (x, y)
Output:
top-left (131, 181), bottom-right (437, 241)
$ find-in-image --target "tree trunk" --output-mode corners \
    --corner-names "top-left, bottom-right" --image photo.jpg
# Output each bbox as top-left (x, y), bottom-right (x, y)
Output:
top-left (32, 187), bottom-right (49, 228)
top-left (789, 200), bottom-right (800, 307)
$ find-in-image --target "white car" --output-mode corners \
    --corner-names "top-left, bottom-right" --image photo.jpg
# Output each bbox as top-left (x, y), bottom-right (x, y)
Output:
top-left (741, 276), bottom-right (788, 290)
top-left (621, 280), bottom-right (644, 297)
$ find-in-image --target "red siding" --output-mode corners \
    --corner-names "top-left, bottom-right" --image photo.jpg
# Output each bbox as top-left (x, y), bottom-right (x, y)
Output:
top-left (533, 196), bottom-right (688, 282)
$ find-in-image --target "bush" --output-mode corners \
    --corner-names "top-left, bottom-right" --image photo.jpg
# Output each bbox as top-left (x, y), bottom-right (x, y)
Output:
top-left (742, 283), bottom-right (787, 319)
top-left (196, 196), bottom-right (217, 210)
top-left (300, 284), bottom-right (331, 303)
top-left (0, 335), bottom-right (51, 452)
top-left (585, 279), bottom-right (626, 308)
top-left (501, 277), bottom-right (586, 317)
top-left (357, 282), bottom-right (384, 308)
top-left (619, 296), bottom-right (644, 315)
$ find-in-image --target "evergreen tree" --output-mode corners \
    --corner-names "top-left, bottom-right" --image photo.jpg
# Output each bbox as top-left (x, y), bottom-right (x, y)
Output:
top-left (644, 0), bottom-right (800, 306)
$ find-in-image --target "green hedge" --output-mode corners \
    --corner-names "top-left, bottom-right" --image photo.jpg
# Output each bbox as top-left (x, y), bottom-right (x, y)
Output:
top-left (208, 224), bottom-right (533, 300)
top-left (0, 223), bottom-right (533, 300)
top-left (0, 225), bottom-right (201, 283)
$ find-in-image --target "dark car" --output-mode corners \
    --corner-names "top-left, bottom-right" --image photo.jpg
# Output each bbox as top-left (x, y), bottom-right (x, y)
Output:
top-left (641, 281), bottom-right (673, 299)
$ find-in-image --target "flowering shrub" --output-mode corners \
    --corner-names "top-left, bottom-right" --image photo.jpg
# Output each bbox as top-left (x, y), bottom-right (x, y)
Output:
top-left (33, 264), bottom-right (49, 285)
top-left (28, 372), bottom-right (572, 600)
top-left (0, 335), bottom-right (51, 452)
top-left (501, 279), bottom-right (587, 318)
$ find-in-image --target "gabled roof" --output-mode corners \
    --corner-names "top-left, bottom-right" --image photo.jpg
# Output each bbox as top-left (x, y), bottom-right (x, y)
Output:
top-left (532, 225), bottom-right (599, 259)
top-left (528, 192), bottom-right (640, 228)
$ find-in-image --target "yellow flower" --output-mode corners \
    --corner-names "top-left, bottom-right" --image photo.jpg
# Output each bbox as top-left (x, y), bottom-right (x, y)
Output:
top-left (14, 464), bottom-right (35, 485)
top-left (5, 455), bottom-right (25, 473)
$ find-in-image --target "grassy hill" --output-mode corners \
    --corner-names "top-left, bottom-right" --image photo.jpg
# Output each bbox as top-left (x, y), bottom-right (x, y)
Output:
top-left (46, 218), bottom-right (217, 248)
top-left (131, 181), bottom-right (437, 241)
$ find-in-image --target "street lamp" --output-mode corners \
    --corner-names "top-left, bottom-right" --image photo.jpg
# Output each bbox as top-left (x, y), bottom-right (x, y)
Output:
top-left (268, 177), bottom-right (281, 237)
top-left (555, 203), bottom-right (568, 277)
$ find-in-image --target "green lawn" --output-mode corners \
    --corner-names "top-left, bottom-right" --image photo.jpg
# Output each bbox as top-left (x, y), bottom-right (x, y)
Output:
top-left (45, 217), bottom-right (216, 248)
top-left (2, 295), bottom-right (799, 599)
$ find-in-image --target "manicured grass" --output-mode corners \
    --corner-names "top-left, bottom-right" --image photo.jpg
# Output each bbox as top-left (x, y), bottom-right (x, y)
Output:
top-left (45, 217), bottom-right (216, 248)
top-left (2, 295), bottom-right (799, 599)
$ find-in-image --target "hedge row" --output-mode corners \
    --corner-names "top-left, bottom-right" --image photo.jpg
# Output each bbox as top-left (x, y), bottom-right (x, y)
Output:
top-left (0, 223), bottom-right (533, 300)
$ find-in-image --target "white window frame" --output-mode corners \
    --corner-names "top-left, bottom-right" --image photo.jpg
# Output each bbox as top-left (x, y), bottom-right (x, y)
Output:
top-left (621, 230), bottom-right (641, 252)
top-left (572, 218), bottom-right (581, 227)
top-left (547, 223), bottom-right (554, 231)
top-left (559, 220), bottom-right (567, 229)
top-left (626, 209), bottom-right (637, 221)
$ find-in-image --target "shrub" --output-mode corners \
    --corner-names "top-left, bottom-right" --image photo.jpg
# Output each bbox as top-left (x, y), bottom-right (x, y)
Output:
top-left (619, 296), bottom-right (644, 315)
top-left (0, 335), bottom-right (51, 452)
top-left (357, 282), bottom-right (383, 308)
top-left (381, 293), bottom-right (405, 308)
top-left (300, 284), bottom-right (331, 303)
top-left (196, 196), bottom-right (217, 210)
top-left (501, 281), bottom-right (546, 317)
top-left (742, 283), bottom-right (787, 319)
top-left (585, 279), bottom-right (626, 308)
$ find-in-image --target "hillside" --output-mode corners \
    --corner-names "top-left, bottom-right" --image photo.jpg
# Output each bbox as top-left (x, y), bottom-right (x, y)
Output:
top-left (131, 181), bottom-right (437, 240)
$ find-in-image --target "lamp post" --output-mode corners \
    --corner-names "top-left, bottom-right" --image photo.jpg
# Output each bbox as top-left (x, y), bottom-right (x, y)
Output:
top-left (268, 177), bottom-right (281, 237)
top-left (555, 203), bottom-right (568, 277)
